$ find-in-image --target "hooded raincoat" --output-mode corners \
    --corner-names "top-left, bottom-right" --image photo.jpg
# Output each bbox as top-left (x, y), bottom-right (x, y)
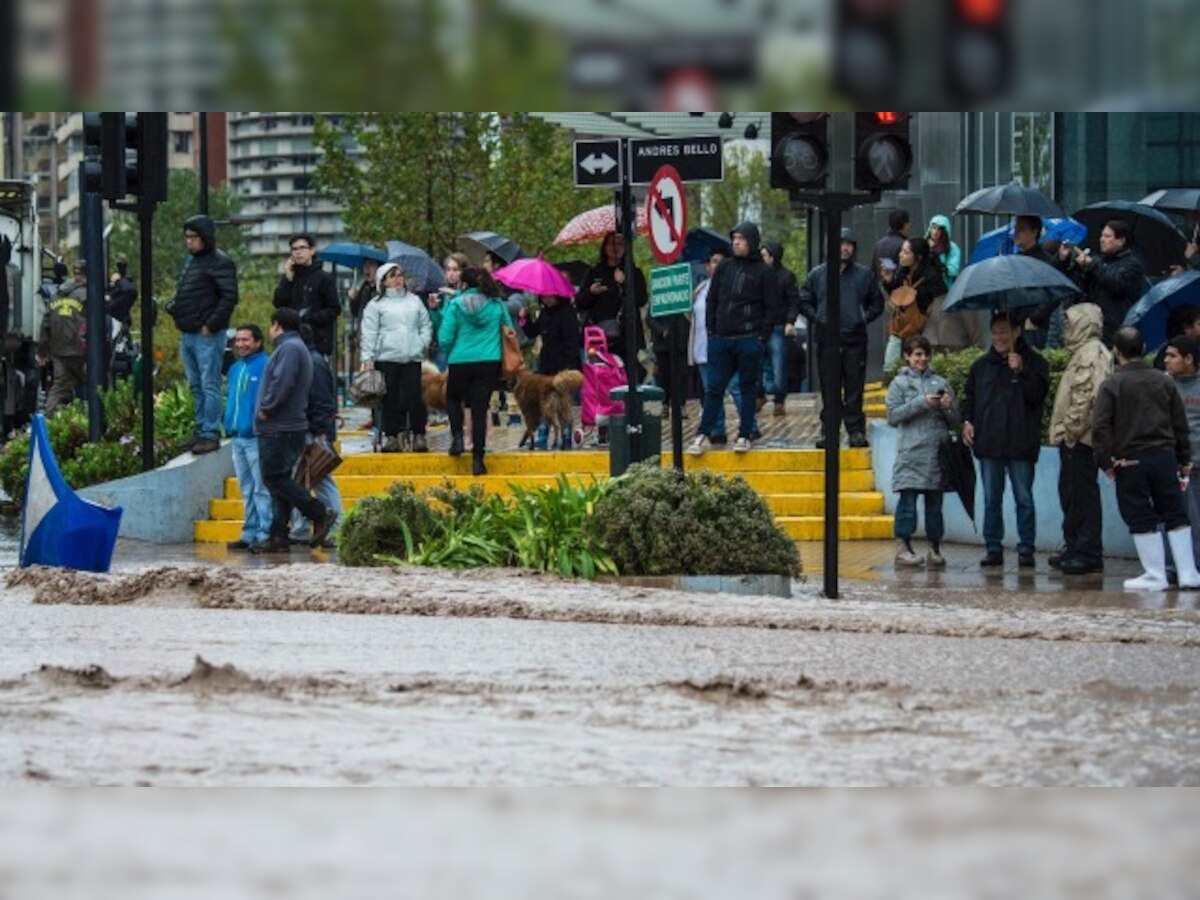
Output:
top-left (1049, 303), bottom-right (1113, 448)
top-left (437, 287), bottom-right (514, 364)
top-left (168, 214), bottom-right (239, 334)
top-left (927, 215), bottom-right (963, 286)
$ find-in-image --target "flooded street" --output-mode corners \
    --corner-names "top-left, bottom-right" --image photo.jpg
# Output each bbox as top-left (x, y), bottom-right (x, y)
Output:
top-left (2, 557), bottom-right (1198, 785)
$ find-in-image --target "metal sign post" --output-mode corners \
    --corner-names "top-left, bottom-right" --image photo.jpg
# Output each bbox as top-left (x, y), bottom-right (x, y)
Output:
top-left (618, 138), bottom-right (644, 464)
top-left (789, 189), bottom-right (881, 600)
top-left (649, 262), bottom-right (692, 472)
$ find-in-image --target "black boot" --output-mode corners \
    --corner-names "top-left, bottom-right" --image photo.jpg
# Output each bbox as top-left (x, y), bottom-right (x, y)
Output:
top-left (449, 432), bottom-right (464, 456)
top-left (472, 452), bottom-right (487, 476)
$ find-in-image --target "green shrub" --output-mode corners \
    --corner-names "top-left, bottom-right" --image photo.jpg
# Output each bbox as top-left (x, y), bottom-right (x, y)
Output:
top-left (508, 476), bottom-right (617, 579)
top-left (336, 481), bottom-right (438, 567)
top-left (932, 345), bottom-right (1070, 445)
top-left (586, 462), bottom-right (802, 578)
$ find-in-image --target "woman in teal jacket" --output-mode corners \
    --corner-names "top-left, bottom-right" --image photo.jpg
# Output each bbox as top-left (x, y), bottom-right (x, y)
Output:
top-left (927, 214), bottom-right (963, 286)
top-left (437, 267), bottom-right (514, 475)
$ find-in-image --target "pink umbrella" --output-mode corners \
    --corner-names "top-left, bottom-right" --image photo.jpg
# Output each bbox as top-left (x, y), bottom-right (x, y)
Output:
top-left (493, 253), bottom-right (577, 298)
top-left (553, 203), bottom-right (649, 246)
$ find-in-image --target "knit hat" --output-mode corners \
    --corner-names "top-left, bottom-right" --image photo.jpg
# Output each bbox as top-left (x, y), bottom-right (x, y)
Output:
top-left (375, 262), bottom-right (403, 291)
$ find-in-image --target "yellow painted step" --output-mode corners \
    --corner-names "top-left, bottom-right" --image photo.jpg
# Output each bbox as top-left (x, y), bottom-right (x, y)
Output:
top-left (777, 516), bottom-right (895, 541)
top-left (209, 490), bottom-right (887, 522)
top-left (195, 520), bottom-right (252, 542)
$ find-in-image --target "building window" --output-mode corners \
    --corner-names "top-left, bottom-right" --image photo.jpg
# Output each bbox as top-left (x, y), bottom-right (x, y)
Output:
top-left (261, 178), bottom-right (278, 193)
top-left (293, 175), bottom-right (310, 192)
top-left (174, 132), bottom-right (192, 154)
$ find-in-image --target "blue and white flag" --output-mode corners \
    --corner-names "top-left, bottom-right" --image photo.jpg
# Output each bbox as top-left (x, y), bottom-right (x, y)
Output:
top-left (19, 414), bottom-right (122, 572)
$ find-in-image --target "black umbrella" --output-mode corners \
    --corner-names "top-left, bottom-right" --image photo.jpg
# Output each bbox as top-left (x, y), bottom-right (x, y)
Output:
top-left (552, 259), bottom-right (591, 288)
top-left (940, 254), bottom-right (1081, 313)
top-left (457, 231), bottom-right (524, 266)
top-left (1072, 200), bottom-right (1187, 277)
top-left (1140, 188), bottom-right (1200, 213)
top-left (955, 183), bottom-right (1065, 218)
top-left (939, 435), bottom-right (976, 525)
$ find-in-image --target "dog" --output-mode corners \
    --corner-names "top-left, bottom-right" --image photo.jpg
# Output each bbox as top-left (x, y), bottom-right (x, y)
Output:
top-left (421, 360), bottom-right (448, 413)
top-left (514, 369), bottom-right (584, 450)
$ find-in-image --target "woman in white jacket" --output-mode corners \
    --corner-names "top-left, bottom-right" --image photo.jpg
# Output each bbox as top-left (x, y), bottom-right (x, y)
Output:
top-left (361, 262), bottom-right (434, 452)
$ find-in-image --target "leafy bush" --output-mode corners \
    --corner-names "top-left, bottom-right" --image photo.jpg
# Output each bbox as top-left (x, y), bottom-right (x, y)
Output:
top-left (586, 462), bottom-right (802, 578)
top-left (932, 346), bottom-right (1070, 445)
top-left (0, 381), bottom-right (199, 502)
top-left (336, 481), bottom-right (438, 567)
top-left (508, 477), bottom-right (617, 579)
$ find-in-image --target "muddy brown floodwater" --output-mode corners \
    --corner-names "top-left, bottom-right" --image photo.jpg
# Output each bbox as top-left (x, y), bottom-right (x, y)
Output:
top-left (2, 561), bottom-right (1199, 785)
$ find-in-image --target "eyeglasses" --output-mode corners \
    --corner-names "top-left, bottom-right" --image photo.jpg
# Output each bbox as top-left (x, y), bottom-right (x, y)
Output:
top-left (290, 245), bottom-right (313, 252)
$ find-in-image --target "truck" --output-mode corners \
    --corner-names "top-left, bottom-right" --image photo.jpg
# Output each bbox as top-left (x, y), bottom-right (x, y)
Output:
top-left (0, 180), bottom-right (47, 438)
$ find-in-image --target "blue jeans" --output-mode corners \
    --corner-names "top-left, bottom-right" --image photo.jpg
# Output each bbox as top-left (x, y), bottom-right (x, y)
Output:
top-left (180, 330), bottom-right (227, 440)
top-left (979, 457), bottom-right (1037, 555)
top-left (232, 437), bottom-right (273, 544)
top-left (699, 335), bottom-right (763, 440)
top-left (894, 490), bottom-right (945, 543)
top-left (761, 325), bottom-right (789, 403)
top-left (698, 364), bottom-right (730, 435)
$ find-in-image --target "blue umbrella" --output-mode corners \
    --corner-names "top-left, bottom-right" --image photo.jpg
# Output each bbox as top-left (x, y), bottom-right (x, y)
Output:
top-left (1122, 271), bottom-right (1200, 350)
top-left (968, 217), bottom-right (1088, 264)
top-left (682, 227), bottom-right (732, 263)
top-left (386, 240), bottom-right (445, 292)
top-left (941, 255), bottom-right (1082, 313)
top-left (318, 242), bottom-right (387, 269)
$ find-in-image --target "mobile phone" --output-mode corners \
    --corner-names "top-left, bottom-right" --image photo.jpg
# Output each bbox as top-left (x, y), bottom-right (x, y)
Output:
top-left (936, 388), bottom-right (946, 397)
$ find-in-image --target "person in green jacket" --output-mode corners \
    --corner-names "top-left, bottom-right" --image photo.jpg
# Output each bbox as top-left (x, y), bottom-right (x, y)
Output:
top-left (926, 214), bottom-right (963, 286)
top-left (437, 266), bottom-right (514, 475)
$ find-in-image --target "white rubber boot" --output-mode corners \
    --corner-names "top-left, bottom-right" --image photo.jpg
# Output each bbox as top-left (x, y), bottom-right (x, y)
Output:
top-left (1166, 528), bottom-right (1200, 589)
top-left (1125, 532), bottom-right (1169, 591)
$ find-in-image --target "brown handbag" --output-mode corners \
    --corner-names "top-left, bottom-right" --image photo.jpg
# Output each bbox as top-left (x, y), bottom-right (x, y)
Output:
top-left (295, 438), bottom-right (343, 491)
top-left (889, 278), bottom-right (927, 340)
top-left (500, 324), bottom-right (525, 378)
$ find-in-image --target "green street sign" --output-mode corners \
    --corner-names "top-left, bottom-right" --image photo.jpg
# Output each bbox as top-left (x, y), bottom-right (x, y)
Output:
top-left (649, 263), bottom-right (693, 318)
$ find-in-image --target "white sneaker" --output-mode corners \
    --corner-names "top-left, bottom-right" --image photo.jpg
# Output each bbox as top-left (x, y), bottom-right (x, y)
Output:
top-left (686, 435), bottom-right (710, 456)
top-left (733, 437), bottom-right (751, 453)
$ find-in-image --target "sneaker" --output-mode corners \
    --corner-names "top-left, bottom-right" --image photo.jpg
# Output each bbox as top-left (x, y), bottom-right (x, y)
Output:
top-left (733, 436), bottom-right (751, 453)
top-left (1018, 553), bottom-right (1036, 569)
top-left (310, 508), bottom-right (339, 548)
top-left (926, 548), bottom-right (946, 568)
top-left (848, 432), bottom-right (869, 448)
top-left (192, 437), bottom-right (220, 454)
top-left (980, 551), bottom-right (1004, 568)
top-left (814, 436), bottom-right (826, 450)
top-left (448, 433), bottom-right (464, 456)
top-left (250, 536), bottom-right (291, 554)
top-left (772, 401), bottom-right (785, 417)
top-left (709, 433), bottom-right (728, 446)
top-left (382, 435), bottom-right (400, 453)
top-left (685, 435), bottom-right (711, 457)
top-left (411, 433), bottom-right (428, 453)
top-left (1048, 552), bottom-right (1065, 570)
top-left (895, 548), bottom-right (924, 567)
top-left (749, 429), bottom-right (763, 441)
top-left (472, 455), bottom-right (487, 476)
top-left (226, 539), bottom-right (252, 551)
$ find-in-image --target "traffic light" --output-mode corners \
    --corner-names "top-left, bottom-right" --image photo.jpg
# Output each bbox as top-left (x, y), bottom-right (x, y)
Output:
top-left (854, 112), bottom-right (913, 191)
top-left (770, 112), bottom-right (829, 190)
top-left (81, 112), bottom-right (103, 194)
top-left (93, 113), bottom-right (170, 204)
top-left (946, 0), bottom-right (1012, 102)
top-left (835, 0), bottom-right (902, 104)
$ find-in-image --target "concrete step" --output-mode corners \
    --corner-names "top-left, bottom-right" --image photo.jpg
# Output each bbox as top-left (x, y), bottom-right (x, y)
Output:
top-left (206, 490), bottom-right (888, 522)
top-left (777, 516), bottom-right (895, 541)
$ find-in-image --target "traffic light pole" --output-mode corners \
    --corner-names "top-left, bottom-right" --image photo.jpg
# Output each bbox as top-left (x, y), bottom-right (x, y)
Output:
top-left (791, 189), bottom-right (879, 600)
top-left (80, 172), bottom-right (107, 442)
top-left (618, 139), bottom-right (643, 464)
top-left (138, 195), bottom-right (155, 471)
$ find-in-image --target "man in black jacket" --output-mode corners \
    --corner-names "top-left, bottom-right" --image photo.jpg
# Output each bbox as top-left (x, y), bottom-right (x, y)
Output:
top-left (273, 234), bottom-right (341, 358)
top-left (760, 240), bottom-right (801, 417)
top-left (687, 221), bottom-right (782, 455)
top-left (962, 312), bottom-right (1051, 568)
top-left (168, 214), bottom-right (239, 453)
top-left (1070, 219), bottom-right (1146, 347)
top-left (797, 227), bottom-right (884, 448)
top-left (254, 309), bottom-right (337, 553)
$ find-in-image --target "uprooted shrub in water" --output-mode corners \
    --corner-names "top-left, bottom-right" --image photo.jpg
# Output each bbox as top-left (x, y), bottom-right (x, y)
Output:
top-left (585, 462), bottom-right (802, 578)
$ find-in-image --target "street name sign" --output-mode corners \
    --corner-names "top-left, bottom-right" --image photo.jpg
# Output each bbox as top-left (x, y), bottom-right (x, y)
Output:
top-left (573, 139), bottom-right (622, 187)
top-left (629, 135), bottom-right (723, 184)
top-left (649, 262), bottom-right (693, 318)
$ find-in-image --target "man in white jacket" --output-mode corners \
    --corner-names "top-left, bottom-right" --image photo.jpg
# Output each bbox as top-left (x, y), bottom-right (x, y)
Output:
top-left (360, 262), bottom-right (434, 452)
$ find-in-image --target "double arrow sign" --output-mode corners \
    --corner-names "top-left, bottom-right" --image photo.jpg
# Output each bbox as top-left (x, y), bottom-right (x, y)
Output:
top-left (573, 136), bottom-right (724, 188)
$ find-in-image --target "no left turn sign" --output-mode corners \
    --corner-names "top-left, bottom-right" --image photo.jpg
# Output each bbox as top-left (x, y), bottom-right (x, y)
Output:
top-left (646, 165), bottom-right (687, 265)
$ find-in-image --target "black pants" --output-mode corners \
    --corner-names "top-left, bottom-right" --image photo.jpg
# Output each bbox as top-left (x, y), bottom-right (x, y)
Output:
top-left (376, 361), bottom-right (426, 436)
top-left (816, 339), bottom-right (867, 435)
top-left (259, 430), bottom-right (326, 538)
top-left (1114, 447), bottom-right (1188, 534)
top-left (447, 361), bottom-right (499, 456)
top-left (1058, 442), bottom-right (1103, 563)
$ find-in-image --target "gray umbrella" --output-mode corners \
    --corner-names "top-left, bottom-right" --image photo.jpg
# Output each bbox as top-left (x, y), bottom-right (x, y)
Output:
top-left (955, 183), bottom-right (1065, 218)
top-left (385, 240), bottom-right (445, 292)
top-left (940, 255), bottom-right (1082, 313)
top-left (457, 231), bottom-right (524, 266)
top-left (1140, 188), bottom-right (1200, 213)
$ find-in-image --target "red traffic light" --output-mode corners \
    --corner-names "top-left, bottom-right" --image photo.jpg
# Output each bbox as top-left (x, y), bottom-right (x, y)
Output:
top-left (957, 0), bottom-right (1005, 25)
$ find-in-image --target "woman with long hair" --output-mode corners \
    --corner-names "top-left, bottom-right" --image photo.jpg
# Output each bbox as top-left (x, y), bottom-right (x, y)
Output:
top-left (882, 236), bottom-right (948, 372)
top-left (575, 231), bottom-right (647, 375)
top-left (437, 266), bottom-right (514, 475)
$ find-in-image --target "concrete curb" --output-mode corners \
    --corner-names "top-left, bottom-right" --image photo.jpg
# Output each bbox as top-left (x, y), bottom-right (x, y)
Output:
top-left (606, 574), bottom-right (793, 598)
top-left (80, 443), bottom-right (235, 544)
